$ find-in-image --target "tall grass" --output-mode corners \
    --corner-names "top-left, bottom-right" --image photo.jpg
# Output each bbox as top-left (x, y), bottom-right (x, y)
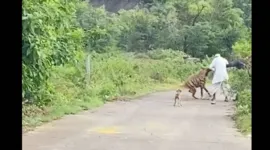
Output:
top-left (229, 69), bottom-right (251, 134)
top-left (23, 50), bottom-right (252, 135)
top-left (22, 49), bottom-right (203, 132)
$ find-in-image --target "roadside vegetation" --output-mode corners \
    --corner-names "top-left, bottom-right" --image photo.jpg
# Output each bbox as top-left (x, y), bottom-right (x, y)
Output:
top-left (23, 0), bottom-right (251, 133)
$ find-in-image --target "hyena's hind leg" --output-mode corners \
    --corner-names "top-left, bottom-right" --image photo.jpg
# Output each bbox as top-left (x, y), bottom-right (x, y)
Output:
top-left (200, 87), bottom-right (204, 99)
top-left (201, 86), bottom-right (211, 99)
top-left (191, 88), bottom-right (199, 99)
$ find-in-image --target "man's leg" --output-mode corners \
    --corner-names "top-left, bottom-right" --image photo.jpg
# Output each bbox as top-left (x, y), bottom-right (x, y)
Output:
top-left (221, 81), bottom-right (230, 102)
top-left (211, 82), bottom-right (222, 104)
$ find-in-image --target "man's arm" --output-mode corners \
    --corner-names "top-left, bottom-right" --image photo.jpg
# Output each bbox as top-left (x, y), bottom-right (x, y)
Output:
top-left (224, 58), bottom-right (229, 68)
top-left (209, 58), bottom-right (216, 71)
top-left (224, 58), bottom-right (229, 65)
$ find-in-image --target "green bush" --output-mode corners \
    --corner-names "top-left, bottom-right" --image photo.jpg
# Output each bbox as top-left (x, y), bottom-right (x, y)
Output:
top-left (23, 49), bottom-right (203, 131)
top-left (232, 29), bottom-right (251, 58)
top-left (22, 0), bottom-right (251, 133)
top-left (22, 0), bottom-right (251, 104)
top-left (229, 69), bottom-right (251, 134)
top-left (234, 89), bottom-right (251, 134)
top-left (22, 0), bottom-right (85, 105)
top-left (229, 69), bottom-right (251, 93)
top-left (236, 90), bottom-right (251, 115)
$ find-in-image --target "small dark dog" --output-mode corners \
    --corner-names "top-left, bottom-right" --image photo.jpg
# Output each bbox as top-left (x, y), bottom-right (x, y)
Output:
top-left (174, 89), bottom-right (182, 107)
top-left (227, 60), bottom-right (246, 69)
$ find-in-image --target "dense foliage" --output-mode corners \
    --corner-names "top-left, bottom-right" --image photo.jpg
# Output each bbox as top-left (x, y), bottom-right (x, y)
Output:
top-left (23, 50), bottom-right (205, 131)
top-left (22, 0), bottom-right (85, 105)
top-left (229, 69), bottom-right (251, 134)
top-left (22, 0), bottom-right (251, 132)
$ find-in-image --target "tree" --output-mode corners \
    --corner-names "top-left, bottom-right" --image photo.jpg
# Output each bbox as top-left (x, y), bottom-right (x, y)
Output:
top-left (232, 0), bottom-right (251, 28)
top-left (76, 4), bottom-right (120, 53)
top-left (208, 0), bottom-right (245, 56)
top-left (170, 0), bottom-right (212, 53)
top-left (22, 0), bottom-right (84, 103)
top-left (232, 29), bottom-right (251, 58)
top-left (117, 8), bottom-right (159, 52)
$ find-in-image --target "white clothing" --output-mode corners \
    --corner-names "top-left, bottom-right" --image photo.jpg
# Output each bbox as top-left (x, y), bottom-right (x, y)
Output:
top-left (211, 82), bottom-right (224, 95)
top-left (209, 56), bottom-right (229, 84)
top-left (211, 81), bottom-right (229, 96)
top-left (210, 81), bottom-right (227, 104)
top-left (210, 81), bottom-right (236, 101)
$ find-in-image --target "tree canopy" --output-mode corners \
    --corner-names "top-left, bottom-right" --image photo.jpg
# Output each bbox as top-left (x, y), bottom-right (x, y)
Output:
top-left (22, 0), bottom-right (251, 103)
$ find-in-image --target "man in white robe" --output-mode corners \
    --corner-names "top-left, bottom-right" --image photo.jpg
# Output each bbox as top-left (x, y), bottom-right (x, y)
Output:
top-left (209, 54), bottom-right (230, 104)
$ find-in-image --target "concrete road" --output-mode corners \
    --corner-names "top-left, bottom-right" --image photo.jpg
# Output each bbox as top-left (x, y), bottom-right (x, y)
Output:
top-left (23, 88), bottom-right (251, 150)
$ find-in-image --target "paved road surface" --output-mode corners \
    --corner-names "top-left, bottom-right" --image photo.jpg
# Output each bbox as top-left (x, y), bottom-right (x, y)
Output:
top-left (23, 87), bottom-right (251, 150)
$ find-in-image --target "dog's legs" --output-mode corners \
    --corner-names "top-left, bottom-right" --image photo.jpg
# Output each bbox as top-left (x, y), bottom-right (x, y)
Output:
top-left (178, 98), bottom-right (182, 107)
top-left (174, 98), bottom-right (177, 107)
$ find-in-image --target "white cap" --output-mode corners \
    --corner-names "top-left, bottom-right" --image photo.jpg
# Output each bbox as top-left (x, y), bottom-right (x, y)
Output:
top-left (215, 54), bottom-right (221, 57)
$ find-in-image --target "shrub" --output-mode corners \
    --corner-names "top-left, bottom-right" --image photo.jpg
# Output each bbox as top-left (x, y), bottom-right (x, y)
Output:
top-left (22, 0), bottom-right (85, 105)
top-left (229, 69), bottom-right (251, 134)
top-left (22, 0), bottom-right (252, 133)
top-left (22, 49), bottom-right (204, 131)
top-left (229, 69), bottom-right (251, 93)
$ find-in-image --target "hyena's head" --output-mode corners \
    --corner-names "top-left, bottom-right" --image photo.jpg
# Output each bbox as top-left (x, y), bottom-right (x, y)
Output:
top-left (200, 67), bottom-right (212, 77)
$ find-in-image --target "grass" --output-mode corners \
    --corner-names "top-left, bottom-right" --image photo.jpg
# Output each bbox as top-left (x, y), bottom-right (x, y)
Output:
top-left (234, 113), bottom-right (251, 135)
top-left (23, 50), bottom-right (251, 135)
top-left (22, 82), bottom-right (180, 133)
top-left (229, 70), bottom-right (251, 135)
top-left (23, 98), bottom-right (103, 133)
top-left (23, 50), bottom-right (204, 133)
